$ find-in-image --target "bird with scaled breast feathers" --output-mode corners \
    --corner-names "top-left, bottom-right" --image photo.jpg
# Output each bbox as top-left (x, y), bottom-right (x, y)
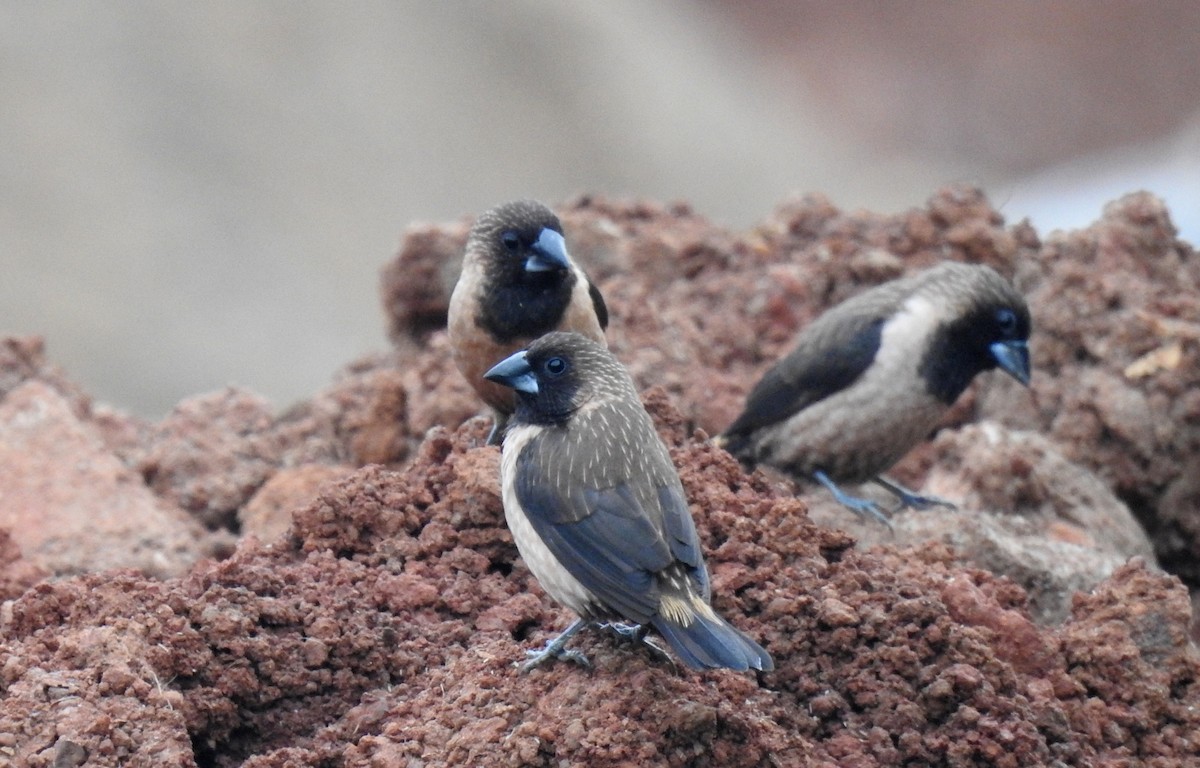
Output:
top-left (717, 261), bottom-right (1032, 525)
top-left (448, 200), bottom-right (608, 446)
top-left (484, 331), bottom-right (773, 673)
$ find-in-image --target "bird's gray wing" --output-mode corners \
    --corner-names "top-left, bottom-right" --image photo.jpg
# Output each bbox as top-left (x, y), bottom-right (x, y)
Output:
top-left (513, 408), bottom-right (703, 623)
top-left (655, 483), bottom-right (710, 600)
top-left (723, 310), bottom-right (885, 438)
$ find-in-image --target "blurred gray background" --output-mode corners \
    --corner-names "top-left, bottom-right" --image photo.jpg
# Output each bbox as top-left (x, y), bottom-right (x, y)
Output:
top-left (3, 1), bottom-right (1197, 417)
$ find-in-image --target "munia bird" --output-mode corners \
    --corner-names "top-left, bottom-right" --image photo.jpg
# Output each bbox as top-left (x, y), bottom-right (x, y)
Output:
top-left (448, 200), bottom-right (608, 445)
top-left (718, 261), bottom-right (1031, 525)
top-left (485, 332), bottom-right (773, 672)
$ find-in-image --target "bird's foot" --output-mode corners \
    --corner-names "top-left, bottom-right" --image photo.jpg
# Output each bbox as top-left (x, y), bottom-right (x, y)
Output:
top-left (484, 420), bottom-right (505, 447)
top-left (521, 644), bottom-right (590, 672)
top-left (598, 621), bottom-right (673, 665)
top-left (598, 620), bottom-right (645, 642)
top-left (873, 476), bottom-right (957, 512)
top-left (518, 618), bottom-right (590, 673)
top-left (814, 470), bottom-right (893, 529)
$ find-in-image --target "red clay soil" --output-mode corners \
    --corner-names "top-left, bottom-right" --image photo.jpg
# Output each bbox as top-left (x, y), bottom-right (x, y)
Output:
top-left (1, 188), bottom-right (1198, 766)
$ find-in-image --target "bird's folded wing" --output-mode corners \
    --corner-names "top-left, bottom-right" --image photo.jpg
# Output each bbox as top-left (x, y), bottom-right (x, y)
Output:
top-left (515, 450), bottom-right (695, 624)
top-left (654, 484), bottom-right (709, 600)
top-left (724, 313), bottom-right (886, 437)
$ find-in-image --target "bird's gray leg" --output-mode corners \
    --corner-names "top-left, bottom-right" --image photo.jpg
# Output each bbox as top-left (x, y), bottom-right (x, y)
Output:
top-left (598, 622), bottom-right (673, 664)
top-left (873, 476), bottom-right (957, 512)
top-left (485, 413), bottom-right (509, 447)
top-left (814, 470), bottom-right (893, 529)
top-left (519, 618), bottom-right (591, 672)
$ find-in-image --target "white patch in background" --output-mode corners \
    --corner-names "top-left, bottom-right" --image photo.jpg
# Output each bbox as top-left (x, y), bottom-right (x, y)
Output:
top-left (999, 135), bottom-right (1200, 245)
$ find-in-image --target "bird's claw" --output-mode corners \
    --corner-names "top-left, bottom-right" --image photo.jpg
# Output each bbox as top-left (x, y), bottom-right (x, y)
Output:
top-left (814, 471), bottom-right (893, 529)
top-left (897, 492), bottom-right (956, 511)
top-left (484, 421), bottom-right (505, 447)
top-left (638, 636), bottom-right (674, 665)
top-left (841, 496), bottom-right (894, 529)
top-left (517, 618), bottom-right (589, 672)
top-left (519, 645), bottom-right (590, 672)
top-left (873, 476), bottom-right (957, 512)
top-left (598, 622), bottom-right (674, 665)
top-left (598, 621), bottom-right (643, 641)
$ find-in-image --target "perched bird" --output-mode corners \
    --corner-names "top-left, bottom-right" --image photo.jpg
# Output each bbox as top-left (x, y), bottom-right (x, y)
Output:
top-left (448, 200), bottom-right (608, 445)
top-left (485, 332), bottom-right (773, 672)
top-left (718, 261), bottom-right (1031, 524)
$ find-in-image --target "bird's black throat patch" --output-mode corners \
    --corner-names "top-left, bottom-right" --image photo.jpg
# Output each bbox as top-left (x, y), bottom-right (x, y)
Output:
top-left (919, 301), bottom-right (1028, 403)
top-left (477, 268), bottom-right (577, 344)
top-left (919, 320), bottom-right (995, 403)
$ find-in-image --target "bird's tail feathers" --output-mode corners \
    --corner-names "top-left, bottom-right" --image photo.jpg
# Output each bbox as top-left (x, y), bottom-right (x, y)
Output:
top-left (652, 611), bottom-right (773, 672)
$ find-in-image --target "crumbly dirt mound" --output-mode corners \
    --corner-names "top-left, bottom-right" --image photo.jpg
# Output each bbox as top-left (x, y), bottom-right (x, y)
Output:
top-left (2, 411), bottom-right (1195, 767)
top-left (1018, 194), bottom-right (1200, 585)
top-left (1, 188), bottom-right (1197, 766)
top-left (382, 187), bottom-right (1199, 591)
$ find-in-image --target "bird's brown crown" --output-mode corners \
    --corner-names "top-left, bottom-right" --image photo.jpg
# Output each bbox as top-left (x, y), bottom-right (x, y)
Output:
top-left (467, 200), bottom-right (564, 269)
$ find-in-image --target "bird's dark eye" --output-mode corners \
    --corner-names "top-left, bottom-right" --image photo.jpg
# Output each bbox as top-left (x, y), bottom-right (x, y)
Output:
top-left (500, 231), bottom-right (521, 252)
top-left (543, 356), bottom-right (568, 377)
top-left (995, 307), bottom-right (1018, 336)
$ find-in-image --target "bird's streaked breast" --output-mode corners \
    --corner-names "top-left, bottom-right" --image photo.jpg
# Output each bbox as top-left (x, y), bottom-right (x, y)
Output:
top-left (500, 423), bottom-right (597, 616)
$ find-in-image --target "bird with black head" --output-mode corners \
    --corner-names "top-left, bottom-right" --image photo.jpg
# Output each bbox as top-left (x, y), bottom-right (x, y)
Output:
top-left (486, 332), bottom-right (773, 673)
top-left (719, 261), bottom-right (1031, 525)
top-left (448, 200), bottom-right (607, 446)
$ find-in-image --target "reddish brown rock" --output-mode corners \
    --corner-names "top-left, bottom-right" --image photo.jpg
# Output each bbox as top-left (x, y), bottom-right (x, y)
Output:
top-left (131, 364), bottom-right (416, 532)
top-left (133, 387), bottom-right (279, 529)
top-left (1017, 193), bottom-right (1200, 585)
top-left (380, 217), bottom-right (471, 346)
top-left (272, 356), bottom-right (415, 468)
top-left (2, 416), bottom-right (1195, 767)
top-left (0, 529), bottom-right (46, 602)
top-left (2, 189), bottom-right (1198, 765)
top-left (0, 336), bottom-right (92, 419)
top-left (0, 381), bottom-right (206, 578)
top-left (0, 602), bottom-right (197, 768)
top-left (239, 464), bottom-right (355, 543)
top-left (810, 422), bottom-right (1157, 624)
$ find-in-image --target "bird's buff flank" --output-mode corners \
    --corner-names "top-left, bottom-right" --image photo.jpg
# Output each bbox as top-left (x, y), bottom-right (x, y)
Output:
top-left (719, 261), bottom-right (1032, 525)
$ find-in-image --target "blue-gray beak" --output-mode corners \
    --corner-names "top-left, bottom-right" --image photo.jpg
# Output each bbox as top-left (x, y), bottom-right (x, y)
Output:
top-left (484, 350), bottom-right (538, 394)
top-left (990, 340), bottom-right (1031, 386)
top-left (524, 228), bottom-right (570, 273)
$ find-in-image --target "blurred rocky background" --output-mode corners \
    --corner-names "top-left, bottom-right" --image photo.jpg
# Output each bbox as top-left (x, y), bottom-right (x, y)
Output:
top-left (2, 0), bottom-right (1198, 417)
